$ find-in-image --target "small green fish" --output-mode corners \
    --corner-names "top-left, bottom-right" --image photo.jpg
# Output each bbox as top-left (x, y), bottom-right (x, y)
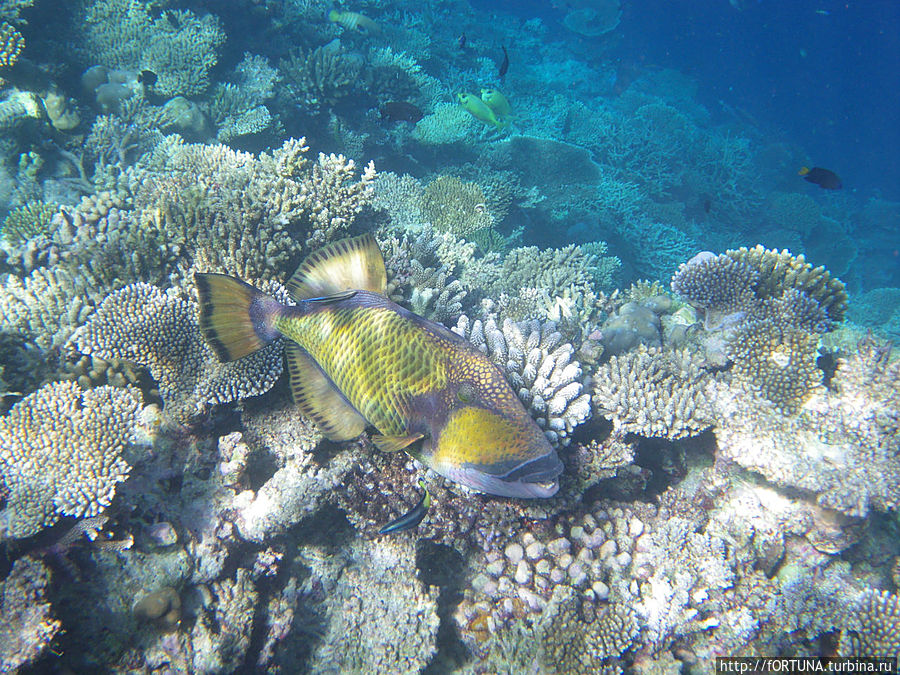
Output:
top-left (196, 234), bottom-right (562, 503)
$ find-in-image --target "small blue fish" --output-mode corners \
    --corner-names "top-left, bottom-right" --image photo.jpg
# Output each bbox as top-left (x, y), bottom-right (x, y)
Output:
top-left (379, 479), bottom-right (431, 534)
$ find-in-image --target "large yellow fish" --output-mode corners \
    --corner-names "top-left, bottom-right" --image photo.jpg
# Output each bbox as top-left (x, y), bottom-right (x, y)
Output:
top-left (457, 92), bottom-right (504, 129)
top-left (196, 234), bottom-right (562, 499)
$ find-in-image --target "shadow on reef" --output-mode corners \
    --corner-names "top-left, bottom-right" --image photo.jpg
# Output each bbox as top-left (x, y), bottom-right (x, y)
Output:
top-left (417, 540), bottom-right (469, 674)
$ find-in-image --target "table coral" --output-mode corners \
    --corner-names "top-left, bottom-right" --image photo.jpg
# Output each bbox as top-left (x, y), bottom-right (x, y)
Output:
top-left (671, 250), bottom-right (760, 330)
top-left (71, 282), bottom-right (284, 424)
top-left (0, 380), bottom-right (140, 539)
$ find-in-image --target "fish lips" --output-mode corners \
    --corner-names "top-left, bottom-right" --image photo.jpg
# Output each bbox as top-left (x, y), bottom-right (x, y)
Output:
top-left (450, 450), bottom-right (563, 499)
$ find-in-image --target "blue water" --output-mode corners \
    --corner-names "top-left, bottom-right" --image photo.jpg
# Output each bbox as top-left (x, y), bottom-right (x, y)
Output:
top-left (481, 0), bottom-right (900, 202)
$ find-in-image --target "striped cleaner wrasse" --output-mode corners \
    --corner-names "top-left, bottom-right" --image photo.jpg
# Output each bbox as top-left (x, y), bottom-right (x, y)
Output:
top-left (195, 234), bottom-right (563, 504)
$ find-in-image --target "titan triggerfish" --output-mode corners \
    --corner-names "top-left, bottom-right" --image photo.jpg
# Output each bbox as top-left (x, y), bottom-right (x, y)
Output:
top-left (195, 234), bottom-right (563, 504)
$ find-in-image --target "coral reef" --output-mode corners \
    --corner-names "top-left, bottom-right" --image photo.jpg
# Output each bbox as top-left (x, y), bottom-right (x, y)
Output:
top-left (77, 0), bottom-right (226, 97)
top-left (0, 556), bottom-right (61, 672)
top-left (421, 174), bottom-right (493, 238)
top-left (453, 315), bottom-right (591, 446)
top-left (0, 380), bottom-right (141, 539)
top-left (594, 346), bottom-right (717, 440)
top-left (70, 283), bottom-right (284, 424)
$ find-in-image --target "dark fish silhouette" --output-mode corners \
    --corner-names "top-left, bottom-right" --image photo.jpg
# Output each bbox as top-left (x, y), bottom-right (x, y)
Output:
top-left (799, 166), bottom-right (842, 190)
top-left (138, 70), bottom-right (157, 87)
top-left (457, 32), bottom-right (467, 50)
top-left (379, 479), bottom-right (430, 534)
top-left (380, 101), bottom-right (424, 124)
top-left (499, 45), bottom-right (509, 78)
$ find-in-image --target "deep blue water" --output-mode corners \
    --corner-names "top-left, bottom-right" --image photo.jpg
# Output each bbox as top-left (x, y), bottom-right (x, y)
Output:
top-left (477, 0), bottom-right (900, 203)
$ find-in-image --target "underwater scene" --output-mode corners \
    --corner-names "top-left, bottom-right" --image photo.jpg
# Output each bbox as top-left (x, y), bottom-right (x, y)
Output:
top-left (1, 0), bottom-right (899, 672)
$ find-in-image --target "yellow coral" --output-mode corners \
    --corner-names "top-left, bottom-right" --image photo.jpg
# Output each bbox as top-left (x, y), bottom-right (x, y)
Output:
top-left (0, 22), bottom-right (24, 69)
top-left (2, 202), bottom-right (58, 245)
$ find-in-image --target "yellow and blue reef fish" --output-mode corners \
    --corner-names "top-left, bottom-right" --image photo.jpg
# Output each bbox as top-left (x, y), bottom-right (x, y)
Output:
top-left (328, 9), bottom-right (380, 35)
top-left (196, 235), bottom-right (562, 519)
top-left (457, 92), bottom-right (505, 129)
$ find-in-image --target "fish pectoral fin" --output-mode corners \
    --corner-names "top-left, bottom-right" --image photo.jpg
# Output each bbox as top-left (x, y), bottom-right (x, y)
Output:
top-left (371, 433), bottom-right (424, 453)
top-left (285, 343), bottom-right (367, 441)
top-left (286, 233), bottom-right (387, 301)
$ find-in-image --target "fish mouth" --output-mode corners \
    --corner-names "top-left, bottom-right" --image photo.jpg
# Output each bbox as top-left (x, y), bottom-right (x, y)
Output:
top-left (448, 451), bottom-right (563, 499)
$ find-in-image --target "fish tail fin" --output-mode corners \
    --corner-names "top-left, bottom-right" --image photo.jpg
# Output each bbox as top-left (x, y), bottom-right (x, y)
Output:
top-left (195, 273), bottom-right (282, 361)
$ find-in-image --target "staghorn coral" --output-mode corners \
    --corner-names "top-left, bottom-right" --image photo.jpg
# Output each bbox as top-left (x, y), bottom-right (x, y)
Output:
top-left (278, 43), bottom-right (360, 113)
top-left (77, 0), bottom-right (225, 97)
top-left (302, 538), bottom-right (441, 674)
top-left (713, 337), bottom-right (900, 517)
top-left (0, 20), bottom-right (23, 68)
top-left (0, 557), bottom-right (61, 672)
top-left (71, 283), bottom-right (284, 424)
top-left (0, 0), bottom-right (34, 23)
top-left (594, 346), bottom-right (717, 440)
top-left (209, 53), bottom-right (280, 143)
top-left (453, 315), bottom-right (591, 446)
top-left (421, 175), bottom-right (493, 237)
top-left (0, 380), bottom-right (141, 539)
top-left (1, 200), bottom-right (57, 245)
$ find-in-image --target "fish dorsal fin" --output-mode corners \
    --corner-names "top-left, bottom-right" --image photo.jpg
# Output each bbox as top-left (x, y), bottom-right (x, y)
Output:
top-left (371, 433), bottom-right (424, 453)
top-left (285, 342), bottom-right (367, 441)
top-left (286, 234), bottom-right (387, 301)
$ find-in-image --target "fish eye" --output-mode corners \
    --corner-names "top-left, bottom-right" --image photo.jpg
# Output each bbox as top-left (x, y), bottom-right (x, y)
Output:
top-left (457, 384), bottom-right (475, 403)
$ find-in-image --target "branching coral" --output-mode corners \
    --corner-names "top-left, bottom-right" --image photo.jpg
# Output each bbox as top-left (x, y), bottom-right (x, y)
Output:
top-left (70, 283), bottom-right (284, 424)
top-left (713, 337), bottom-right (900, 517)
top-left (538, 587), bottom-right (638, 673)
top-left (0, 381), bottom-right (140, 539)
top-left (77, 0), bottom-right (225, 97)
top-left (671, 251), bottom-right (759, 330)
top-left (839, 588), bottom-right (900, 657)
top-left (1, 201), bottom-right (57, 245)
top-left (382, 225), bottom-right (471, 323)
top-left (594, 346), bottom-right (717, 440)
top-left (726, 318), bottom-right (821, 414)
top-left (725, 245), bottom-right (848, 324)
top-left (453, 315), bottom-right (591, 445)
top-left (278, 43), bottom-right (360, 113)
top-left (209, 53), bottom-right (279, 143)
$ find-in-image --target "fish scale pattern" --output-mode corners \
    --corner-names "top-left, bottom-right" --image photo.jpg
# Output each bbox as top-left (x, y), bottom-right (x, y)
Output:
top-left (278, 300), bottom-right (448, 436)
